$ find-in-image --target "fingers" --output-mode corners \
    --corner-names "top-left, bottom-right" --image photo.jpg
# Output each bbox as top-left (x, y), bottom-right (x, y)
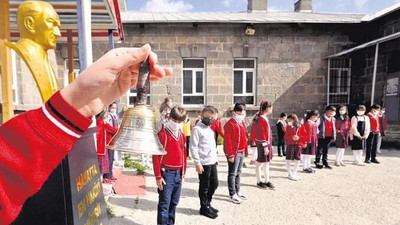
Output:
top-left (112, 44), bottom-right (151, 70)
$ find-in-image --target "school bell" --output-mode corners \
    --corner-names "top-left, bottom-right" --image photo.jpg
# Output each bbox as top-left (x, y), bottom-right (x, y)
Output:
top-left (107, 59), bottom-right (167, 155)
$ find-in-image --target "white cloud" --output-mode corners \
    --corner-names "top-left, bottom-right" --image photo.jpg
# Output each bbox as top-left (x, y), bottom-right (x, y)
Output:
top-left (354, 0), bottom-right (369, 10)
top-left (140, 0), bottom-right (193, 12)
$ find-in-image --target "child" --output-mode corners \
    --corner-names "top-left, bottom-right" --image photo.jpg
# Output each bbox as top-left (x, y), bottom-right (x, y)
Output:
top-left (366, 104), bottom-right (382, 164)
top-left (250, 115), bottom-right (258, 165)
top-left (182, 115), bottom-right (193, 160)
top-left (284, 114), bottom-right (307, 181)
top-left (276, 113), bottom-right (287, 157)
top-left (377, 107), bottom-right (387, 154)
top-left (224, 103), bottom-right (248, 204)
top-left (251, 100), bottom-right (275, 189)
top-left (315, 105), bottom-right (336, 169)
top-left (104, 103), bottom-right (119, 181)
top-left (159, 97), bottom-right (173, 126)
top-left (350, 105), bottom-right (370, 166)
top-left (335, 105), bottom-right (351, 167)
top-left (96, 110), bottom-right (117, 183)
top-left (302, 110), bottom-right (320, 173)
top-left (153, 106), bottom-right (187, 225)
top-left (211, 108), bottom-right (225, 147)
top-left (190, 106), bottom-right (219, 219)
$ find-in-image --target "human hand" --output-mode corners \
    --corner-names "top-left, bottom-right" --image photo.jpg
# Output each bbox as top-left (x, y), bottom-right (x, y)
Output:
top-left (293, 135), bottom-right (299, 141)
top-left (196, 164), bottom-right (204, 174)
top-left (61, 44), bottom-right (172, 117)
top-left (156, 178), bottom-right (166, 191)
top-left (264, 147), bottom-right (269, 156)
top-left (228, 157), bottom-right (235, 163)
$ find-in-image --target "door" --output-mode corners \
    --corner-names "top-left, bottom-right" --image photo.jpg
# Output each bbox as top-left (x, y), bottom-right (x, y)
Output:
top-left (385, 74), bottom-right (400, 122)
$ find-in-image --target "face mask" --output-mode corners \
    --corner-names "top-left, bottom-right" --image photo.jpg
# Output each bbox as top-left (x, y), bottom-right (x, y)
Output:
top-left (373, 111), bottom-right (379, 116)
top-left (287, 121), bottom-right (293, 126)
top-left (110, 109), bottom-right (117, 115)
top-left (331, 112), bottom-right (336, 117)
top-left (339, 110), bottom-right (346, 115)
top-left (168, 120), bottom-right (182, 132)
top-left (233, 114), bottom-right (245, 123)
top-left (201, 117), bottom-right (214, 126)
top-left (357, 111), bottom-right (365, 116)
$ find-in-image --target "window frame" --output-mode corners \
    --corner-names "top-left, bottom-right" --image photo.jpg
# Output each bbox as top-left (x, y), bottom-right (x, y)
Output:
top-left (63, 59), bottom-right (80, 88)
top-left (232, 58), bottom-right (257, 106)
top-left (328, 58), bottom-right (352, 105)
top-left (182, 58), bottom-right (206, 106)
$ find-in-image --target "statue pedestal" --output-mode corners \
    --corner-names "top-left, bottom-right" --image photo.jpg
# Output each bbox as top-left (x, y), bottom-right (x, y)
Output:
top-left (12, 127), bottom-right (109, 225)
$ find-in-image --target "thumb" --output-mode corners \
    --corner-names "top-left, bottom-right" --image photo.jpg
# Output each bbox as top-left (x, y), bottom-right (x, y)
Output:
top-left (112, 44), bottom-right (151, 70)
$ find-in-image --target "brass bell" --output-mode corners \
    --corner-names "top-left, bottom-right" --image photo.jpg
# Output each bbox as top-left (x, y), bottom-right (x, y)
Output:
top-left (107, 59), bottom-right (167, 155)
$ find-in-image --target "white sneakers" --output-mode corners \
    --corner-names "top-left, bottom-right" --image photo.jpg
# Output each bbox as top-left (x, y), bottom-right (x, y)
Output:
top-left (230, 193), bottom-right (248, 204)
top-left (288, 173), bottom-right (302, 181)
top-left (353, 161), bottom-right (366, 166)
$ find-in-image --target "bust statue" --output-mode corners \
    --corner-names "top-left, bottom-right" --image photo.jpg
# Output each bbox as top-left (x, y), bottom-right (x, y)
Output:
top-left (5, 1), bottom-right (61, 102)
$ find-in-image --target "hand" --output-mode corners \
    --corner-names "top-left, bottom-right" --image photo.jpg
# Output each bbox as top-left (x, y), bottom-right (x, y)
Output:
top-left (228, 157), bottom-right (235, 163)
top-left (293, 135), bottom-right (299, 141)
top-left (357, 136), bottom-right (362, 140)
top-left (156, 178), bottom-right (166, 191)
top-left (303, 144), bottom-right (307, 148)
top-left (61, 44), bottom-right (172, 117)
top-left (330, 139), bottom-right (336, 143)
top-left (264, 147), bottom-right (269, 156)
top-left (196, 164), bottom-right (204, 174)
top-left (252, 142), bottom-right (256, 146)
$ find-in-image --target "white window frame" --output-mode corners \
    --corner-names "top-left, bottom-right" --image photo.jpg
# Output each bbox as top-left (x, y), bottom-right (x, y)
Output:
top-left (182, 58), bottom-right (206, 106)
top-left (126, 82), bottom-right (151, 106)
top-left (11, 50), bottom-right (18, 105)
top-left (328, 58), bottom-right (352, 105)
top-left (232, 58), bottom-right (256, 106)
top-left (63, 59), bottom-right (80, 88)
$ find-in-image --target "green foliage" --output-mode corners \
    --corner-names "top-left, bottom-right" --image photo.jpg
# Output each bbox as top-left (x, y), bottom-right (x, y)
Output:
top-left (124, 156), bottom-right (147, 174)
top-left (217, 135), bottom-right (224, 145)
top-left (106, 203), bottom-right (114, 218)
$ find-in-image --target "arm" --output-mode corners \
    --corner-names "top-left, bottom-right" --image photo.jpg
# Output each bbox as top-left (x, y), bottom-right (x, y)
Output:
top-left (364, 116), bottom-right (371, 138)
top-left (216, 120), bottom-right (225, 138)
top-left (0, 92), bottom-right (92, 225)
top-left (351, 117), bottom-right (361, 138)
top-left (189, 128), bottom-right (201, 166)
top-left (153, 131), bottom-right (166, 180)
top-left (223, 123), bottom-right (235, 158)
top-left (182, 135), bottom-right (187, 178)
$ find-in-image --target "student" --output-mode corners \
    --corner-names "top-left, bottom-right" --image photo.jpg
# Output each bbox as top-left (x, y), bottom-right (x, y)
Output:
top-left (366, 104), bottom-right (382, 164)
top-left (377, 107), bottom-right (387, 154)
top-left (276, 113), bottom-right (287, 157)
top-left (0, 44), bottom-right (171, 225)
top-left (284, 114), bottom-right (307, 181)
top-left (211, 108), bottom-right (224, 147)
top-left (251, 100), bottom-right (275, 189)
top-left (302, 110), bottom-right (320, 173)
top-left (224, 103), bottom-right (248, 204)
top-left (153, 106), bottom-right (187, 225)
top-left (182, 115), bottom-right (193, 159)
top-left (190, 106), bottom-right (219, 219)
top-left (104, 103), bottom-right (120, 181)
top-left (335, 105), bottom-right (351, 167)
top-left (315, 105), bottom-right (336, 169)
top-left (159, 97), bottom-right (173, 126)
top-left (350, 105), bottom-right (370, 166)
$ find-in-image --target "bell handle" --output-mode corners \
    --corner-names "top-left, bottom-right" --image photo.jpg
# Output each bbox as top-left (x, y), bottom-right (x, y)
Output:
top-left (136, 58), bottom-right (150, 105)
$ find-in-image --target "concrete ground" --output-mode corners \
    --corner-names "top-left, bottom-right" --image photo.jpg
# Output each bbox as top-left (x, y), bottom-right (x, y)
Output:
top-left (107, 147), bottom-right (400, 225)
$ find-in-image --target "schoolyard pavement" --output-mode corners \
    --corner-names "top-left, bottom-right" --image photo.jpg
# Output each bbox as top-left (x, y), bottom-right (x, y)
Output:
top-left (107, 147), bottom-right (400, 225)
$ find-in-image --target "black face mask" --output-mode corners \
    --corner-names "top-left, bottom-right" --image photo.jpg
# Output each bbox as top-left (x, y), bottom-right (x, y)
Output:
top-left (202, 117), bottom-right (214, 126)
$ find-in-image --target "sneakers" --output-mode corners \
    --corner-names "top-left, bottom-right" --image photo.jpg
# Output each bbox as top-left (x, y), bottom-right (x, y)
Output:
top-left (230, 194), bottom-right (243, 204)
top-left (264, 182), bottom-right (275, 189)
top-left (304, 168), bottom-right (316, 173)
top-left (237, 192), bottom-right (248, 200)
top-left (365, 159), bottom-right (371, 164)
top-left (371, 159), bottom-right (380, 164)
top-left (324, 164), bottom-right (332, 169)
top-left (200, 207), bottom-right (218, 219)
top-left (288, 174), bottom-right (298, 181)
top-left (315, 162), bottom-right (324, 169)
top-left (257, 182), bottom-right (267, 189)
top-left (353, 161), bottom-right (366, 166)
top-left (340, 162), bottom-right (346, 167)
top-left (209, 206), bottom-right (219, 213)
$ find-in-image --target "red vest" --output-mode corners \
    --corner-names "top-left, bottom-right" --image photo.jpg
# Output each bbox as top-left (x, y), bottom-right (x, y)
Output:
top-left (223, 118), bottom-right (248, 157)
top-left (325, 119), bottom-right (333, 137)
top-left (367, 113), bottom-right (380, 133)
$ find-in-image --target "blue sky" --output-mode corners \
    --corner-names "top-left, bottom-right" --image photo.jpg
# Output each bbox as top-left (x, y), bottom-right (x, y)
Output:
top-left (126, 0), bottom-right (400, 14)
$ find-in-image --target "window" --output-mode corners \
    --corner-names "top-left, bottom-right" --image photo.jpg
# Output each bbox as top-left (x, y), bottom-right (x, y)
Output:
top-left (328, 58), bottom-right (351, 105)
top-left (63, 59), bottom-right (80, 88)
top-left (11, 50), bottom-right (18, 105)
top-left (182, 59), bottom-right (205, 105)
top-left (233, 59), bottom-right (256, 105)
top-left (127, 80), bottom-right (150, 105)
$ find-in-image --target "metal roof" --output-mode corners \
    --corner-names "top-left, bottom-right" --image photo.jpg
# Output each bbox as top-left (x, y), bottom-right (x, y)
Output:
top-left (9, 0), bottom-right (124, 42)
top-left (362, 2), bottom-right (400, 22)
top-left (122, 11), bottom-right (365, 24)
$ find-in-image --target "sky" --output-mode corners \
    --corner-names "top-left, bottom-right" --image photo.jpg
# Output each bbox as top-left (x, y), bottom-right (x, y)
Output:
top-left (126, 0), bottom-right (400, 14)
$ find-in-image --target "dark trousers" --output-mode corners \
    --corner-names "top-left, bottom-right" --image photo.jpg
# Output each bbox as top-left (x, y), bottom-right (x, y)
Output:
top-left (186, 136), bottom-right (190, 157)
top-left (103, 149), bottom-right (114, 178)
top-left (198, 164), bottom-right (219, 210)
top-left (277, 137), bottom-right (286, 156)
top-left (227, 152), bottom-right (244, 197)
top-left (366, 132), bottom-right (379, 161)
top-left (315, 137), bottom-right (333, 165)
top-left (157, 170), bottom-right (182, 225)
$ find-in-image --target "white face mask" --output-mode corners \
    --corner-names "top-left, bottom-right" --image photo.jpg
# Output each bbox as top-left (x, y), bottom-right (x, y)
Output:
top-left (110, 109), bottom-right (117, 115)
top-left (331, 111), bottom-right (336, 117)
top-left (357, 111), bottom-right (365, 116)
top-left (168, 120), bottom-right (182, 132)
top-left (339, 110), bottom-right (346, 115)
top-left (373, 111), bottom-right (379, 116)
top-left (287, 121), bottom-right (293, 126)
top-left (233, 114), bottom-right (245, 123)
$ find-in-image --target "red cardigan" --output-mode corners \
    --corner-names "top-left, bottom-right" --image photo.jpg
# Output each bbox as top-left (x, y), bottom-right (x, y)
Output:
top-left (96, 118), bottom-right (117, 155)
top-left (302, 121), bottom-right (319, 145)
top-left (223, 118), bottom-right (248, 158)
top-left (0, 91), bottom-right (92, 225)
top-left (284, 125), bottom-right (307, 146)
top-left (250, 116), bottom-right (272, 147)
top-left (210, 118), bottom-right (225, 139)
top-left (152, 127), bottom-right (187, 180)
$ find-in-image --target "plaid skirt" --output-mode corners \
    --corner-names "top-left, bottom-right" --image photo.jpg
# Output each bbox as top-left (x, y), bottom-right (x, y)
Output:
top-left (286, 144), bottom-right (302, 161)
top-left (257, 143), bottom-right (273, 163)
top-left (302, 141), bottom-right (317, 155)
top-left (98, 150), bottom-right (110, 174)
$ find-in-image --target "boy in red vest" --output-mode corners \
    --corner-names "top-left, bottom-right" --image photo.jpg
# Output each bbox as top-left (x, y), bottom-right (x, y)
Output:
top-left (153, 106), bottom-right (188, 225)
top-left (366, 104), bottom-right (381, 164)
top-left (315, 105), bottom-right (336, 169)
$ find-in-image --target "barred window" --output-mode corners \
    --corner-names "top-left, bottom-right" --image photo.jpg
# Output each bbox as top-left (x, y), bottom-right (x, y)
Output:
top-left (328, 58), bottom-right (351, 105)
